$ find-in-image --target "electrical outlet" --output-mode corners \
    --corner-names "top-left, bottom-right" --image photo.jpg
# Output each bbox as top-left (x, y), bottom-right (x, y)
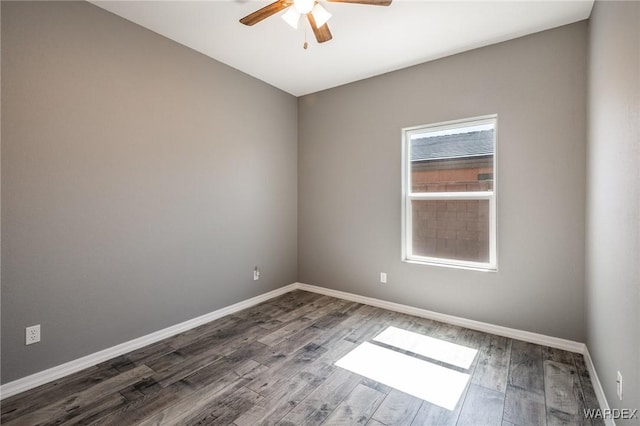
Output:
top-left (616, 371), bottom-right (623, 400)
top-left (26, 325), bottom-right (41, 345)
top-left (380, 272), bottom-right (387, 284)
top-left (253, 266), bottom-right (260, 281)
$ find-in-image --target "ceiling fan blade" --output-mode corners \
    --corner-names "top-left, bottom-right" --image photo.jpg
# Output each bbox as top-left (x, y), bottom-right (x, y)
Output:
top-left (240, 1), bottom-right (291, 26)
top-left (327, 0), bottom-right (391, 5)
top-left (307, 13), bottom-right (333, 43)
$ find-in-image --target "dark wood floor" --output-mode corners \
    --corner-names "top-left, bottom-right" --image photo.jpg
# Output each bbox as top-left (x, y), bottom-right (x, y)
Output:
top-left (1, 290), bottom-right (602, 425)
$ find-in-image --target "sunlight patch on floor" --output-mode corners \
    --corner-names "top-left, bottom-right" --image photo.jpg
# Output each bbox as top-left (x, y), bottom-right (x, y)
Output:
top-left (373, 326), bottom-right (478, 369)
top-left (335, 341), bottom-right (470, 410)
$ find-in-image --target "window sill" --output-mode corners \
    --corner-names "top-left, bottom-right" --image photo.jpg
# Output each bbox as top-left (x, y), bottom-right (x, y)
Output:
top-left (403, 258), bottom-right (497, 273)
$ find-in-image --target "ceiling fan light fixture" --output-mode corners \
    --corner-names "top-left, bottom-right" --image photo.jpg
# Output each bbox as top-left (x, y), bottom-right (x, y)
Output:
top-left (311, 3), bottom-right (332, 27)
top-left (293, 0), bottom-right (315, 14)
top-left (240, 0), bottom-right (391, 44)
top-left (282, 7), bottom-right (301, 29)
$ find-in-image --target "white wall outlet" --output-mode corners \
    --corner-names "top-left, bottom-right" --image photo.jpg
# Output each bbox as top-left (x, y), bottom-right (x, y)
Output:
top-left (616, 370), bottom-right (623, 400)
top-left (380, 272), bottom-right (387, 284)
top-left (253, 266), bottom-right (260, 281)
top-left (26, 324), bottom-right (41, 345)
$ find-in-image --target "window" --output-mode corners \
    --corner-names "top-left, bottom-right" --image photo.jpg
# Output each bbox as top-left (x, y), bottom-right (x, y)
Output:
top-left (402, 115), bottom-right (497, 270)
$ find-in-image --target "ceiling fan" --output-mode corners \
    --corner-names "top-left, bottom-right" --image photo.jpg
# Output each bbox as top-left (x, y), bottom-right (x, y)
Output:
top-left (239, 0), bottom-right (392, 45)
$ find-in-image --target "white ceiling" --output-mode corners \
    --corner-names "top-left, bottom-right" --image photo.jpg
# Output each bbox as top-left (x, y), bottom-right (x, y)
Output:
top-left (92, 0), bottom-right (594, 96)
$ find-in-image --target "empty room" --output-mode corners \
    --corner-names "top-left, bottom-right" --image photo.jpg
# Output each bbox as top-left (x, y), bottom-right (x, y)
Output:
top-left (1, 0), bottom-right (638, 425)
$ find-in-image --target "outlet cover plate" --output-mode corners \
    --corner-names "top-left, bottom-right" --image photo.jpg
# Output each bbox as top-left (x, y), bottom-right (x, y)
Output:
top-left (617, 371), bottom-right (623, 400)
top-left (26, 324), bottom-right (41, 345)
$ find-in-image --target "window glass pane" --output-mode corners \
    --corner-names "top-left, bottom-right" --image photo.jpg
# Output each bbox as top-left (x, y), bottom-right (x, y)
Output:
top-left (410, 124), bottom-right (494, 193)
top-left (411, 200), bottom-right (490, 263)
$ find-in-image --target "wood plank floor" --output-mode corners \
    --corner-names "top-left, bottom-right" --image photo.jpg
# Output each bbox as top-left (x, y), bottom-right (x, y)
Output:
top-left (1, 290), bottom-right (603, 425)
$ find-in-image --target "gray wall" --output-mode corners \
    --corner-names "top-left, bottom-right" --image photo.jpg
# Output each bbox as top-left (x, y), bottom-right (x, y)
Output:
top-left (586, 1), bottom-right (639, 422)
top-left (1, 1), bottom-right (298, 383)
top-left (298, 22), bottom-right (588, 342)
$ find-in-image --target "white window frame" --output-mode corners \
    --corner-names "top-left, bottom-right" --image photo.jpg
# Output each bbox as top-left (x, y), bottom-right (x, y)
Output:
top-left (401, 115), bottom-right (497, 271)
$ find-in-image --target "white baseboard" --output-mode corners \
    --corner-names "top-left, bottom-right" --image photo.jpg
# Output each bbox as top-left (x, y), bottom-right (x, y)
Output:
top-left (583, 348), bottom-right (614, 426)
top-left (295, 282), bottom-right (586, 354)
top-left (0, 283), bottom-right (297, 400)
top-left (2, 280), bottom-right (607, 415)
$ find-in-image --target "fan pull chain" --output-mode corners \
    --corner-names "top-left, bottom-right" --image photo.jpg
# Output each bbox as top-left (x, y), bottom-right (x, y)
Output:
top-left (303, 26), bottom-right (308, 50)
